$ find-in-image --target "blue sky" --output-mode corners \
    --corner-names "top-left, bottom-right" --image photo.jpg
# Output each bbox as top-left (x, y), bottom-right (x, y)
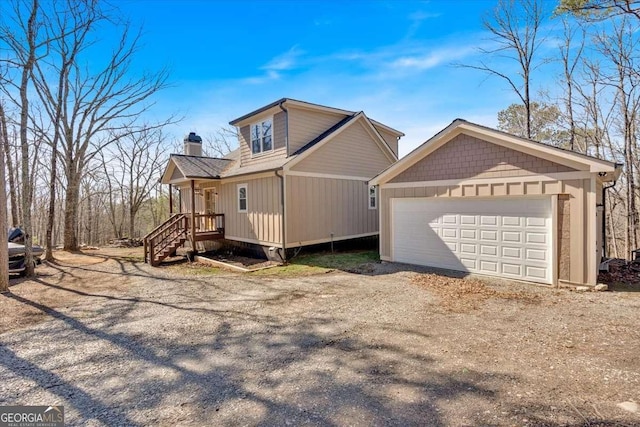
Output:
top-left (117, 0), bottom-right (561, 156)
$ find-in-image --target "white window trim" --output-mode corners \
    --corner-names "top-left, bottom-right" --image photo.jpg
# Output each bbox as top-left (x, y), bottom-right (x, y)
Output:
top-left (237, 183), bottom-right (248, 213)
top-left (368, 185), bottom-right (377, 210)
top-left (250, 116), bottom-right (274, 157)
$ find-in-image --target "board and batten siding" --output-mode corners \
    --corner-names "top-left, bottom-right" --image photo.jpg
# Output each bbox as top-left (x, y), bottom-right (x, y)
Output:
top-left (285, 175), bottom-right (378, 247)
top-left (287, 106), bottom-right (348, 155)
top-left (380, 178), bottom-right (592, 285)
top-left (238, 111), bottom-right (287, 168)
top-left (179, 185), bottom-right (205, 213)
top-left (290, 120), bottom-right (394, 178)
top-left (217, 175), bottom-right (282, 245)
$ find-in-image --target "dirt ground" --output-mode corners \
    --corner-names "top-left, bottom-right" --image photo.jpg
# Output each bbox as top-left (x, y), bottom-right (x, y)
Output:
top-left (0, 248), bottom-right (638, 426)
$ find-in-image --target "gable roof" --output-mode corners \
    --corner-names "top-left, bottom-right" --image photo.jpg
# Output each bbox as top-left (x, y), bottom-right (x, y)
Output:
top-left (229, 98), bottom-right (404, 137)
top-left (291, 113), bottom-right (358, 156)
top-left (284, 112), bottom-right (398, 171)
top-left (160, 154), bottom-right (233, 184)
top-left (371, 119), bottom-right (621, 185)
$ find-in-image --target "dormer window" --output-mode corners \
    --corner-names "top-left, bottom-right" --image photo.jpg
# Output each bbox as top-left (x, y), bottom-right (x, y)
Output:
top-left (251, 118), bottom-right (273, 155)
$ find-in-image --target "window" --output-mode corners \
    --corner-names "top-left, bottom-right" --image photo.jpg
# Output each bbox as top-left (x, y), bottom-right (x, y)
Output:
top-left (250, 118), bottom-right (273, 155)
top-left (238, 184), bottom-right (248, 213)
top-left (369, 185), bottom-right (377, 209)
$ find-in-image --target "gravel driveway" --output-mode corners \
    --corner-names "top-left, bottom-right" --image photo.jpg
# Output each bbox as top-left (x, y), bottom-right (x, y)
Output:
top-left (0, 250), bottom-right (639, 426)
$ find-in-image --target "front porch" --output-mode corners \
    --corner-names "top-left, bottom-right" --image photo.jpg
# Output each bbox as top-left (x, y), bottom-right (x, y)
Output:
top-left (143, 212), bottom-right (225, 266)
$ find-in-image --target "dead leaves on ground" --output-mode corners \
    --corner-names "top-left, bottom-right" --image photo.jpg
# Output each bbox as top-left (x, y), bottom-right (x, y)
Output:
top-left (411, 273), bottom-right (542, 312)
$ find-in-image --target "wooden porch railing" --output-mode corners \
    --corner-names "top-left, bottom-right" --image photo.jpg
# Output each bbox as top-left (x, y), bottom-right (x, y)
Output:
top-left (192, 213), bottom-right (225, 233)
top-left (143, 213), bottom-right (225, 266)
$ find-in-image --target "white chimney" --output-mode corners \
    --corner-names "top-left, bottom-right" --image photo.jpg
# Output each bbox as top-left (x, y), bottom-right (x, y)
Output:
top-left (184, 132), bottom-right (202, 156)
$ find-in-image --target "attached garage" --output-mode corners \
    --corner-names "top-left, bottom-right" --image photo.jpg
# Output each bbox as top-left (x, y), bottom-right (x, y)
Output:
top-left (372, 119), bottom-right (622, 287)
top-left (392, 197), bottom-right (553, 284)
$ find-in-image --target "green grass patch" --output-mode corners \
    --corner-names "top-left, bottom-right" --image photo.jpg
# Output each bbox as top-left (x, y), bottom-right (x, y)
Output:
top-left (167, 263), bottom-right (226, 276)
top-left (251, 250), bottom-right (379, 277)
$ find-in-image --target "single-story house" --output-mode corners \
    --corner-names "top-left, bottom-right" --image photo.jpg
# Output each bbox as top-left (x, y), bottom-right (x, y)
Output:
top-left (145, 98), bottom-right (403, 265)
top-left (370, 119), bottom-right (622, 287)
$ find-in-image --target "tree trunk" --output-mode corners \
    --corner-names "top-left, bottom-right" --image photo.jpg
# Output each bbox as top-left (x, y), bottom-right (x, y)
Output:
top-left (19, 0), bottom-right (38, 277)
top-left (0, 108), bottom-right (9, 292)
top-left (0, 103), bottom-right (18, 227)
top-left (63, 171), bottom-right (81, 251)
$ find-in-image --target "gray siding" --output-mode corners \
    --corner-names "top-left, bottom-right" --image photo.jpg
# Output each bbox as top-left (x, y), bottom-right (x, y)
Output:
top-left (286, 175), bottom-right (378, 246)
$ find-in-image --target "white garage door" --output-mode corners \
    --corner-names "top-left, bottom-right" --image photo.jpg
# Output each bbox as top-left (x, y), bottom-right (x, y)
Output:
top-left (392, 197), bottom-right (552, 284)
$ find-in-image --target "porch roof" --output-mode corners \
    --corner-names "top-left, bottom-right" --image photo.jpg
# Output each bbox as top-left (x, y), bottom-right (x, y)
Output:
top-left (161, 154), bottom-right (233, 184)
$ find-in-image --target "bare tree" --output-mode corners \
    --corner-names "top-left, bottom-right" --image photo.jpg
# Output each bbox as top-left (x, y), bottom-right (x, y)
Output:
top-left (557, 0), bottom-right (640, 21)
top-left (203, 126), bottom-right (238, 157)
top-left (101, 127), bottom-right (167, 239)
top-left (0, 0), bottom-right (45, 276)
top-left (0, 101), bottom-right (19, 226)
top-left (592, 17), bottom-right (640, 256)
top-left (461, 0), bottom-right (545, 139)
top-left (0, 106), bottom-right (9, 292)
top-left (558, 18), bottom-right (586, 151)
top-left (30, 0), bottom-right (98, 260)
top-left (55, 28), bottom-right (169, 250)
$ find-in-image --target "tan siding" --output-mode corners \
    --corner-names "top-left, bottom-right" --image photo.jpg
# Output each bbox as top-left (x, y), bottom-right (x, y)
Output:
top-left (286, 175), bottom-right (378, 246)
top-left (288, 106), bottom-right (348, 154)
top-left (178, 185), bottom-right (204, 213)
top-left (274, 111), bottom-right (286, 150)
top-left (170, 166), bottom-right (183, 181)
top-left (291, 121), bottom-right (394, 178)
top-left (238, 119), bottom-right (287, 169)
top-left (390, 133), bottom-right (576, 183)
top-left (596, 180), bottom-right (603, 263)
top-left (373, 125), bottom-right (399, 157)
top-left (217, 175), bottom-right (282, 245)
top-left (380, 177), bottom-right (593, 285)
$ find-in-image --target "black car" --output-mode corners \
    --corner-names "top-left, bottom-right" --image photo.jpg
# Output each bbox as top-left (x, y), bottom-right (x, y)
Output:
top-left (8, 228), bottom-right (43, 276)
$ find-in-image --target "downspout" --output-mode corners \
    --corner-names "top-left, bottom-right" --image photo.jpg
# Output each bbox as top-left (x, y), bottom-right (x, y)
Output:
top-left (276, 100), bottom-right (289, 262)
top-left (602, 179), bottom-right (617, 259)
top-left (279, 100), bottom-right (289, 156)
top-left (275, 170), bottom-right (286, 262)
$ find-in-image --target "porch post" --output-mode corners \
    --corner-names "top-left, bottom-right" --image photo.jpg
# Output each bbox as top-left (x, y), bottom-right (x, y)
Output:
top-left (169, 184), bottom-right (173, 215)
top-left (190, 180), bottom-right (196, 255)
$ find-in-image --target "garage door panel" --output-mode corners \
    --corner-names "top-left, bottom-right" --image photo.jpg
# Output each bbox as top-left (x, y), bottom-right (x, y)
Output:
top-left (480, 230), bottom-right (498, 242)
top-left (480, 260), bottom-right (498, 272)
top-left (480, 245), bottom-right (498, 256)
top-left (526, 232), bottom-right (547, 244)
top-left (502, 263), bottom-right (522, 276)
top-left (392, 197), bottom-right (552, 284)
top-left (502, 231), bottom-right (522, 243)
top-left (461, 229), bottom-right (477, 239)
top-left (481, 216), bottom-right (498, 226)
top-left (442, 228), bottom-right (457, 238)
top-left (460, 215), bottom-right (476, 225)
top-left (526, 266), bottom-right (547, 279)
top-left (442, 215), bottom-right (458, 225)
top-left (526, 248), bottom-right (547, 261)
top-left (502, 216), bottom-right (522, 227)
top-left (526, 217), bottom-right (546, 227)
top-left (460, 243), bottom-right (477, 254)
top-left (502, 246), bottom-right (522, 259)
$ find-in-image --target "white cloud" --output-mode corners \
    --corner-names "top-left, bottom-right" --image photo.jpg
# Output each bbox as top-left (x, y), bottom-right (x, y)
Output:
top-left (262, 45), bottom-right (304, 72)
top-left (391, 45), bottom-right (479, 70)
